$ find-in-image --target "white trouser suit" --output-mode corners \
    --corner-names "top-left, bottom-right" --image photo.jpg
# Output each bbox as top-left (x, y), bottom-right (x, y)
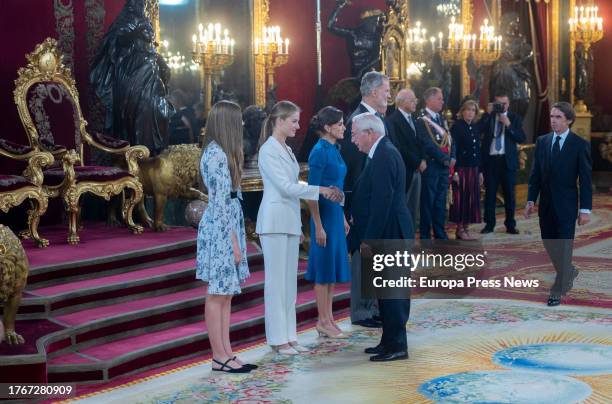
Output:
top-left (256, 137), bottom-right (319, 346)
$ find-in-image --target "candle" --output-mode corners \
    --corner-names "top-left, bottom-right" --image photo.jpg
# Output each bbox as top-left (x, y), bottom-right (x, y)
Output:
top-left (438, 32), bottom-right (443, 49)
top-left (580, 6), bottom-right (584, 20)
top-left (285, 38), bottom-right (289, 55)
top-left (192, 34), bottom-right (197, 52)
top-left (215, 23), bottom-right (221, 41)
top-left (430, 37), bottom-right (435, 52)
top-left (598, 18), bottom-right (603, 31)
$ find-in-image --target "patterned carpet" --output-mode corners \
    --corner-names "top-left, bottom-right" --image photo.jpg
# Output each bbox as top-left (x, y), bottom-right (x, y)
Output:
top-left (65, 300), bottom-right (612, 404)
top-left (57, 194), bottom-right (611, 403)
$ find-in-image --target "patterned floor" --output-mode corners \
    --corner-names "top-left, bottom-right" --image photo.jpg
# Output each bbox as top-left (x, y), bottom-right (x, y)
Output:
top-left (65, 299), bottom-right (612, 404)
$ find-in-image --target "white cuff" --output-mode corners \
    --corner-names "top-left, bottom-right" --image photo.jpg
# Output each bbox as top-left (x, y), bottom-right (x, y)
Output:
top-left (579, 209), bottom-right (591, 214)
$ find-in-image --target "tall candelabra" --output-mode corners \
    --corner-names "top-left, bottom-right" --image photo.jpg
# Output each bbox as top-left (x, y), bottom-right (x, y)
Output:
top-left (254, 26), bottom-right (290, 92)
top-left (569, 4), bottom-right (604, 112)
top-left (192, 23), bottom-right (235, 116)
top-left (471, 19), bottom-right (502, 67)
top-left (434, 17), bottom-right (501, 66)
top-left (405, 21), bottom-right (434, 63)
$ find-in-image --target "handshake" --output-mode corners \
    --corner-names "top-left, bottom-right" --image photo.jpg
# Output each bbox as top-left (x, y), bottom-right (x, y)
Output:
top-left (320, 186), bottom-right (344, 203)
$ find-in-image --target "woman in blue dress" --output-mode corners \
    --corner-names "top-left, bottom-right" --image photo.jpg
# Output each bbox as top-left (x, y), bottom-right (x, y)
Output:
top-left (196, 101), bottom-right (254, 373)
top-left (306, 106), bottom-right (351, 339)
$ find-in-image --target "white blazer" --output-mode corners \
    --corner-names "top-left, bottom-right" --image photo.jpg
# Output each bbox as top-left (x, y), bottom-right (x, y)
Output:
top-left (256, 136), bottom-right (319, 235)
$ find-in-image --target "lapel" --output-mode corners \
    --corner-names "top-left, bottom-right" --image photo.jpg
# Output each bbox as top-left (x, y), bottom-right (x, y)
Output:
top-left (543, 133), bottom-right (553, 171)
top-left (396, 110), bottom-right (415, 137)
top-left (270, 136), bottom-right (298, 178)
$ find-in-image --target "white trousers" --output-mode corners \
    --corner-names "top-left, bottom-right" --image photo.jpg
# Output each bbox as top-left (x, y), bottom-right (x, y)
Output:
top-left (260, 233), bottom-right (299, 346)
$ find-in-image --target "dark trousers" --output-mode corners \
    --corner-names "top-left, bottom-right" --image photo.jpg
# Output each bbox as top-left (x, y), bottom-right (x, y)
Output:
top-left (539, 207), bottom-right (576, 296)
top-left (420, 165), bottom-right (449, 239)
top-left (483, 156), bottom-right (517, 229)
top-left (378, 298), bottom-right (411, 352)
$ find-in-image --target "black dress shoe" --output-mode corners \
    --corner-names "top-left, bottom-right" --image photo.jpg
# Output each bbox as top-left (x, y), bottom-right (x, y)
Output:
top-left (364, 345), bottom-right (385, 354)
top-left (506, 228), bottom-right (520, 234)
top-left (352, 318), bottom-right (382, 328)
top-left (547, 295), bottom-right (561, 306)
top-left (370, 351), bottom-right (408, 362)
top-left (480, 226), bottom-right (494, 234)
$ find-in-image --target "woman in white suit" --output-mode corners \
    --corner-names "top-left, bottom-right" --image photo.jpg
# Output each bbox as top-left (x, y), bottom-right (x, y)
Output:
top-left (257, 101), bottom-right (341, 355)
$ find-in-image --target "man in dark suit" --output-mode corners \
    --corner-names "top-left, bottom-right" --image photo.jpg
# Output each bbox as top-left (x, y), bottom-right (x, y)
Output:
top-left (525, 102), bottom-right (592, 306)
top-left (415, 87), bottom-right (455, 239)
top-left (480, 93), bottom-right (526, 234)
top-left (349, 112), bottom-right (414, 362)
top-left (386, 89), bottom-right (425, 224)
top-left (342, 71), bottom-right (390, 329)
top-left (340, 71), bottom-right (391, 212)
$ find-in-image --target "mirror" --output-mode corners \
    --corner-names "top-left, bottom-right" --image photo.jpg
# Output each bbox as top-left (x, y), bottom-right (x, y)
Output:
top-left (158, 0), bottom-right (267, 109)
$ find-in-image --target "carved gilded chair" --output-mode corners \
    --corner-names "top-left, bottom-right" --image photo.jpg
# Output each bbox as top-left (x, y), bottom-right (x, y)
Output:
top-left (14, 38), bottom-right (150, 245)
top-left (0, 139), bottom-right (53, 247)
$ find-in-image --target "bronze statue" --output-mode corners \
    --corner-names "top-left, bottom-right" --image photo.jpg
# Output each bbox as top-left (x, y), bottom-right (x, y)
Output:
top-left (488, 13), bottom-right (533, 116)
top-left (90, 0), bottom-right (174, 155)
top-left (0, 225), bottom-right (29, 345)
top-left (328, 0), bottom-right (384, 79)
top-left (574, 43), bottom-right (592, 102)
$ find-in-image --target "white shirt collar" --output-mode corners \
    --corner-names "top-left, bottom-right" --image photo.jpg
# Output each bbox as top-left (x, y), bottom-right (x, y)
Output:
top-left (368, 135), bottom-right (384, 159)
top-left (553, 128), bottom-right (570, 140)
top-left (398, 107), bottom-right (413, 121)
top-left (425, 107), bottom-right (439, 118)
top-left (360, 102), bottom-right (377, 115)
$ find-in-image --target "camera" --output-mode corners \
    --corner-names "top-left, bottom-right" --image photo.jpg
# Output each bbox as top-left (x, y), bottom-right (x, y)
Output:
top-left (492, 102), bottom-right (506, 114)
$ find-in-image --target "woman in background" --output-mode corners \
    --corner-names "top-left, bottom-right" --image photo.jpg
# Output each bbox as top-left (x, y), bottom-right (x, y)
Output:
top-left (306, 106), bottom-right (350, 339)
top-left (449, 99), bottom-right (483, 240)
top-left (196, 101), bottom-right (254, 373)
top-left (257, 101), bottom-right (341, 355)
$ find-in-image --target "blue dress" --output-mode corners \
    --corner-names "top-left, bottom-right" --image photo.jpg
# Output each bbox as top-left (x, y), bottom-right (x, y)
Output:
top-left (306, 139), bottom-right (351, 284)
top-left (196, 141), bottom-right (249, 295)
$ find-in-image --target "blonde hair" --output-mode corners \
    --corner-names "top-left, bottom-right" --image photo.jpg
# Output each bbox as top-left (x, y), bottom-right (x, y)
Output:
top-left (203, 100), bottom-right (243, 189)
top-left (457, 99), bottom-right (480, 121)
top-left (258, 100), bottom-right (301, 147)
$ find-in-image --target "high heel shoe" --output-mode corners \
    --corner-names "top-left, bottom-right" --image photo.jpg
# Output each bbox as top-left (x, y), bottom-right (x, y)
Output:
top-left (316, 325), bottom-right (349, 339)
top-left (271, 345), bottom-right (299, 355)
top-left (288, 342), bottom-right (310, 352)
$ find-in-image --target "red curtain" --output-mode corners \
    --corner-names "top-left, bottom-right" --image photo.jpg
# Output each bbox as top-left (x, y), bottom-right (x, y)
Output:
top-left (528, 0), bottom-right (551, 137)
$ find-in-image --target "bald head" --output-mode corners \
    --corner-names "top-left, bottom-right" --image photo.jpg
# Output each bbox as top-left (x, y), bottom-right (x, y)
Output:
top-left (395, 89), bottom-right (417, 113)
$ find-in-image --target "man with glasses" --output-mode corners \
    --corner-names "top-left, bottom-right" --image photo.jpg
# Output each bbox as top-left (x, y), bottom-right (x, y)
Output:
top-left (386, 89), bottom-right (425, 224)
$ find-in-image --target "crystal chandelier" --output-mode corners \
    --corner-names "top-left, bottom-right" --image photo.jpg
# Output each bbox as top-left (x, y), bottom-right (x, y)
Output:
top-left (437, 0), bottom-right (460, 17)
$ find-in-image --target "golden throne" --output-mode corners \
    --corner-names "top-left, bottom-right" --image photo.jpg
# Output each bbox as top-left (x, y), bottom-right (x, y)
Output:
top-left (14, 38), bottom-right (150, 245)
top-left (0, 140), bottom-right (53, 247)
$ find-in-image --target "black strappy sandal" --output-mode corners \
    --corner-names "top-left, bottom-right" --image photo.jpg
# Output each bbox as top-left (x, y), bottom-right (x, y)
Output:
top-left (212, 358), bottom-right (251, 373)
top-left (232, 356), bottom-right (258, 370)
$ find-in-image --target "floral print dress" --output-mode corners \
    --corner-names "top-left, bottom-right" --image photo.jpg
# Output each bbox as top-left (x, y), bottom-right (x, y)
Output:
top-left (196, 141), bottom-right (249, 295)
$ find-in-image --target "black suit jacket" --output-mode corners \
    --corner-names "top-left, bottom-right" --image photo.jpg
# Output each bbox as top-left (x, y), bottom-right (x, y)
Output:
top-left (480, 111), bottom-right (526, 172)
top-left (340, 103), bottom-right (369, 194)
top-left (348, 136), bottom-right (414, 253)
top-left (386, 109), bottom-right (424, 189)
top-left (528, 131), bottom-right (592, 226)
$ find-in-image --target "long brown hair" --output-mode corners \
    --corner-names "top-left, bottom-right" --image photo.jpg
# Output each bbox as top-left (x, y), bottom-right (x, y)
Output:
top-left (258, 100), bottom-right (301, 148)
top-left (203, 100), bottom-right (243, 189)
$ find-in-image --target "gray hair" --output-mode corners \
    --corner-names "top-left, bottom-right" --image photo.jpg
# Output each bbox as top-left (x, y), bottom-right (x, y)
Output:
top-left (360, 71), bottom-right (388, 97)
top-left (422, 87), bottom-right (442, 102)
top-left (352, 112), bottom-right (385, 137)
top-left (395, 88), bottom-right (415, 105)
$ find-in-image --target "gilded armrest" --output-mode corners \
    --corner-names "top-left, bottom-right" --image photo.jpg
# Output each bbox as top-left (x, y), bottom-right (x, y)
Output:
top-left (22, 151), bottom-right (54, 187)
top-left (0, 139), bottom-right (36, 160)
top-left (82, 130), bottom-right (130, 154)
top-left (125, 145), bottom-right (150, 176)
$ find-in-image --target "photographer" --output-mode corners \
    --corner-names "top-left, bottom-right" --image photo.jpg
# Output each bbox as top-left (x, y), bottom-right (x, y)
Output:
top-left (480, 93), bottom-right (526, 235)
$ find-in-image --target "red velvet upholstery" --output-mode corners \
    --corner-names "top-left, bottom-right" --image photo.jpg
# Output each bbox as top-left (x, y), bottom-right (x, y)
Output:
top-left (26, 81), bottom-right (80, 152)
top-left (0, 138), bottom-right (34, 155)
top-left (43, 166), bottom-right (134, 187)
top-left (0, 174), bottom-right (33, 192)
top-left (92, 132), bottom-right (129, 149)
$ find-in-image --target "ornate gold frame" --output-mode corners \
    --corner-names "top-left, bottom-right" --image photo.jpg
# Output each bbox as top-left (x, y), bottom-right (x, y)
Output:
top-left (14, 38), bottom-right (149, 245)
top-left (151, 0), bottom-right (269, 107)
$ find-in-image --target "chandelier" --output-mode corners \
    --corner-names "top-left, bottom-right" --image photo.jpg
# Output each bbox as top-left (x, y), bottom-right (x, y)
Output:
top-left (436, 0), bottom-right (460, 17)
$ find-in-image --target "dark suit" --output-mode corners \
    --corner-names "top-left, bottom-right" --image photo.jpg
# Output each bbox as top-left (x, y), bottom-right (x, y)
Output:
top-left (416, 111), bottom-right (454, 239)
top-left (340, 103), bottom-right (370, 212)
top-left (528, 131), bottom-right (592, 296)
top-left (349, 136), bottom-right (413, 353)
top-left (480, 111), bottom-right (526, 230)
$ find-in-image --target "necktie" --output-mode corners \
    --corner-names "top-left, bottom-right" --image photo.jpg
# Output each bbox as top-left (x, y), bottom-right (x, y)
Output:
top-left (551, 135), bottom-right (561, 162)
top-left (495, 117), bottom-right (503, 152)
top-left (407, 115), bottom-right (415, 132)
